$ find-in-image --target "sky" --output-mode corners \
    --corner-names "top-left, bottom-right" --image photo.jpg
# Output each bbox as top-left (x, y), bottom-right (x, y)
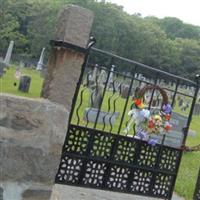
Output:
top-left (107, 0), bottom-right (200, 26)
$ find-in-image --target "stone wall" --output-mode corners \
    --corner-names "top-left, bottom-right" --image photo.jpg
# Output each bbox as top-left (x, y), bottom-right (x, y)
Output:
top-left (0, 94), bottom-right (69, 199)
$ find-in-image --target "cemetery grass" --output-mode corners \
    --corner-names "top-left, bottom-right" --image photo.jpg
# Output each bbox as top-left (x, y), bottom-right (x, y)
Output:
top-left (0, 66), bottom-right (43, 98)
top-left (175, 115), bottom-right (200, 200)
top-left (1, 69), bottom-right (199, 200)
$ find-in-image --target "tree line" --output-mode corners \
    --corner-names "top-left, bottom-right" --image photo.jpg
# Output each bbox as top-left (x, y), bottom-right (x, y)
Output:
top-left (1, 0), bottom-right (200, 79)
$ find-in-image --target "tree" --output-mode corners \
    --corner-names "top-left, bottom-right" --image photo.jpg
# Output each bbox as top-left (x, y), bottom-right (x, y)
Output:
top-left (0, 0), bottom-right (200, 78)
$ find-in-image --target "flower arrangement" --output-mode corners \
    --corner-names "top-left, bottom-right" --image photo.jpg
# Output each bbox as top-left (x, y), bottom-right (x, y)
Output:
top-left (127, 85), bottom-right (172, 146)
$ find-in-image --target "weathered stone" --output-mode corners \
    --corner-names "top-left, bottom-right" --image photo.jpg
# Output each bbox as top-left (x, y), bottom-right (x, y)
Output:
top-left (54, 5), bottom-right (94, 48)
top-left (22, 189), bottom-right (51, 200)
top-left (1, 182), bottom-right (51, 200)
top-left (0, 94), bottom-right (68, 184)
top-left (41, 49), bottom-right (86, 111)
top-left (41, 5), bottom-right (94, 111)
top-left (1, 145), bottom-right (58, 183)
top-left (50, 184), bottom-right (184, 200)
top-left (0, 113), bottom-right (42, 130)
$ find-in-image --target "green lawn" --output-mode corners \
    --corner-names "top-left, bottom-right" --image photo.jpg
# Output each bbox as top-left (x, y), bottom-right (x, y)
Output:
top-left (0, 66), bottom-right (43, 98)
top-left (175, 115), bottom-right (200, 200)
top-left (1, 66), bottom-right (199, 200)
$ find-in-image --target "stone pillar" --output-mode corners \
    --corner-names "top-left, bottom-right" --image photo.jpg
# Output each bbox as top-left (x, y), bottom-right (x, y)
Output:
top-left (41, 5), bottom-right (94, 111)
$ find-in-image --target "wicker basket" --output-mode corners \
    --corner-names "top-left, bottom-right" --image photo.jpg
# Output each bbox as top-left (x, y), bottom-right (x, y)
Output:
top-left (136, 85), bottom-right (169, 106)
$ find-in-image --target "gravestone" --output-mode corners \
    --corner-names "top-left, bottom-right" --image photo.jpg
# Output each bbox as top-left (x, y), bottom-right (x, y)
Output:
top-left (181, 101), bottom-right (190, 112)
top-left (84, 69), bottom-right (119, 126)
top-left (193, 104), bottom-right (200, 115)
top-left (18, 76), bottom-right (31, 93)
top-left (0, 41), bottom-right (14, 77)
top-left (121, 84), bottom-right (130, 99)
top-left (15, 67), bottom-right (22, 80)
top-left (19, 61), bottom-right (25, 68)
top-left (178, 98), bottom-right (183, 107)
top-left (89, 69), bottom-right (106, 108)
top-left (36, 47), bottom-right (45, 71)
top-left (107, 64), bottom-right (115, 89)
top-left (87, 64), bottom-right (99, 89)
top-left (4, 40), bottom-right (14, 66)
top-left (0, 62), bottom-right (6, 77)
top-left (84, 107), bottom-right (119, 125)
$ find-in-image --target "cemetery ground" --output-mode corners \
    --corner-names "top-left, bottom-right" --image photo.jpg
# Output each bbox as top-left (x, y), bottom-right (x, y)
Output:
top-left (1, 66), bottom-right (200, 200)
top-left (0, 66), bottom-right (43, 98)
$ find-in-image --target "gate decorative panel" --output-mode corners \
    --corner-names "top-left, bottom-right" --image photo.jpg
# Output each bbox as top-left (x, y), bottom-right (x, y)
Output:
top-left (55, 39), bottom-right (199, 200)
top-left (56, 125), bottom-right (181, 199)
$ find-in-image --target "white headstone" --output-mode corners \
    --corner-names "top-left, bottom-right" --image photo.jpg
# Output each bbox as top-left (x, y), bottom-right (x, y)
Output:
top-left (108, 64), bottom-right (115, 86)
top-left (92, 64), bottom-right (98, 82)
top-left (15, 67), bottom-right (22, 80)
top-left (4, 41), bottom-right (14, 66)
top-left (36, 47), bottom-right (45, 71)
top-left (19, 61), bottom-right (25, 68)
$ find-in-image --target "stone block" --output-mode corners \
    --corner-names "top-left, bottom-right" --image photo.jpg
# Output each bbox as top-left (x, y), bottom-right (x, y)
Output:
top-left (0, 94), bottom-right (68, 184)
top-left (41, 5), bottom-right (94, 110)
top-left (54, 5), bottom-right (94, 48)
top-left (22, 189), bottom-right (51, 200)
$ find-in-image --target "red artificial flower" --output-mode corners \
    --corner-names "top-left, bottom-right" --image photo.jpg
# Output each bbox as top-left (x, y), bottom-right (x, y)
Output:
top-left (148, 119), bottom-right (154, 128)
top-left (165, 114), bottom-right (171, 121)
top-left (165, 124), bottom-right (172, 131)
top-left (134, 98), bottom-right (142, 106)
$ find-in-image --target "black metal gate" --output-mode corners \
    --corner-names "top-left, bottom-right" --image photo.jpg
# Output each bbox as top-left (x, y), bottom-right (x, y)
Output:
top-left (194, 168), bottom-right (200, 200)
top-left (55, 39), bottom-right (199, 200)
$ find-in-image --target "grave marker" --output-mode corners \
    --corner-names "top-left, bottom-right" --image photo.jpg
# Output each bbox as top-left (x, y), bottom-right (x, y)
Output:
top-left (194, 104), bottom-right (200, 115)
top-left (4, 40), bottom-right (14, 66)
top-left (36, 47), bottom-right (46, 71)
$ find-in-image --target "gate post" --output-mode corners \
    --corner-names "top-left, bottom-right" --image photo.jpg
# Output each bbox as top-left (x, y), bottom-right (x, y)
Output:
top-left (41, 5), bottom-right (94, 111)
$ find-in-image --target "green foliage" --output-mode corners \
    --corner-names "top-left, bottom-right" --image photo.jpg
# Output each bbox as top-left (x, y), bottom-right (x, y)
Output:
top-left (0, 0), bottom-right (31, 54)
top-left (0, 0), bottom-right (200, 77)
top-left (158, 17), bottom-right (200, 40)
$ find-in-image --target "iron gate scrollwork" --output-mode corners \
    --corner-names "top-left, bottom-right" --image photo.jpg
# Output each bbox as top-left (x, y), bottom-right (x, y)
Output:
top-left (55, 38), bottom-right (200, 200)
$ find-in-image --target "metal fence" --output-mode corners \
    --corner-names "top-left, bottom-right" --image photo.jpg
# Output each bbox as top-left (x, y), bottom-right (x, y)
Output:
top-left (55, 39), bottom-right (199, 200)
top-left (194, 168), bottom-right (200, 200)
